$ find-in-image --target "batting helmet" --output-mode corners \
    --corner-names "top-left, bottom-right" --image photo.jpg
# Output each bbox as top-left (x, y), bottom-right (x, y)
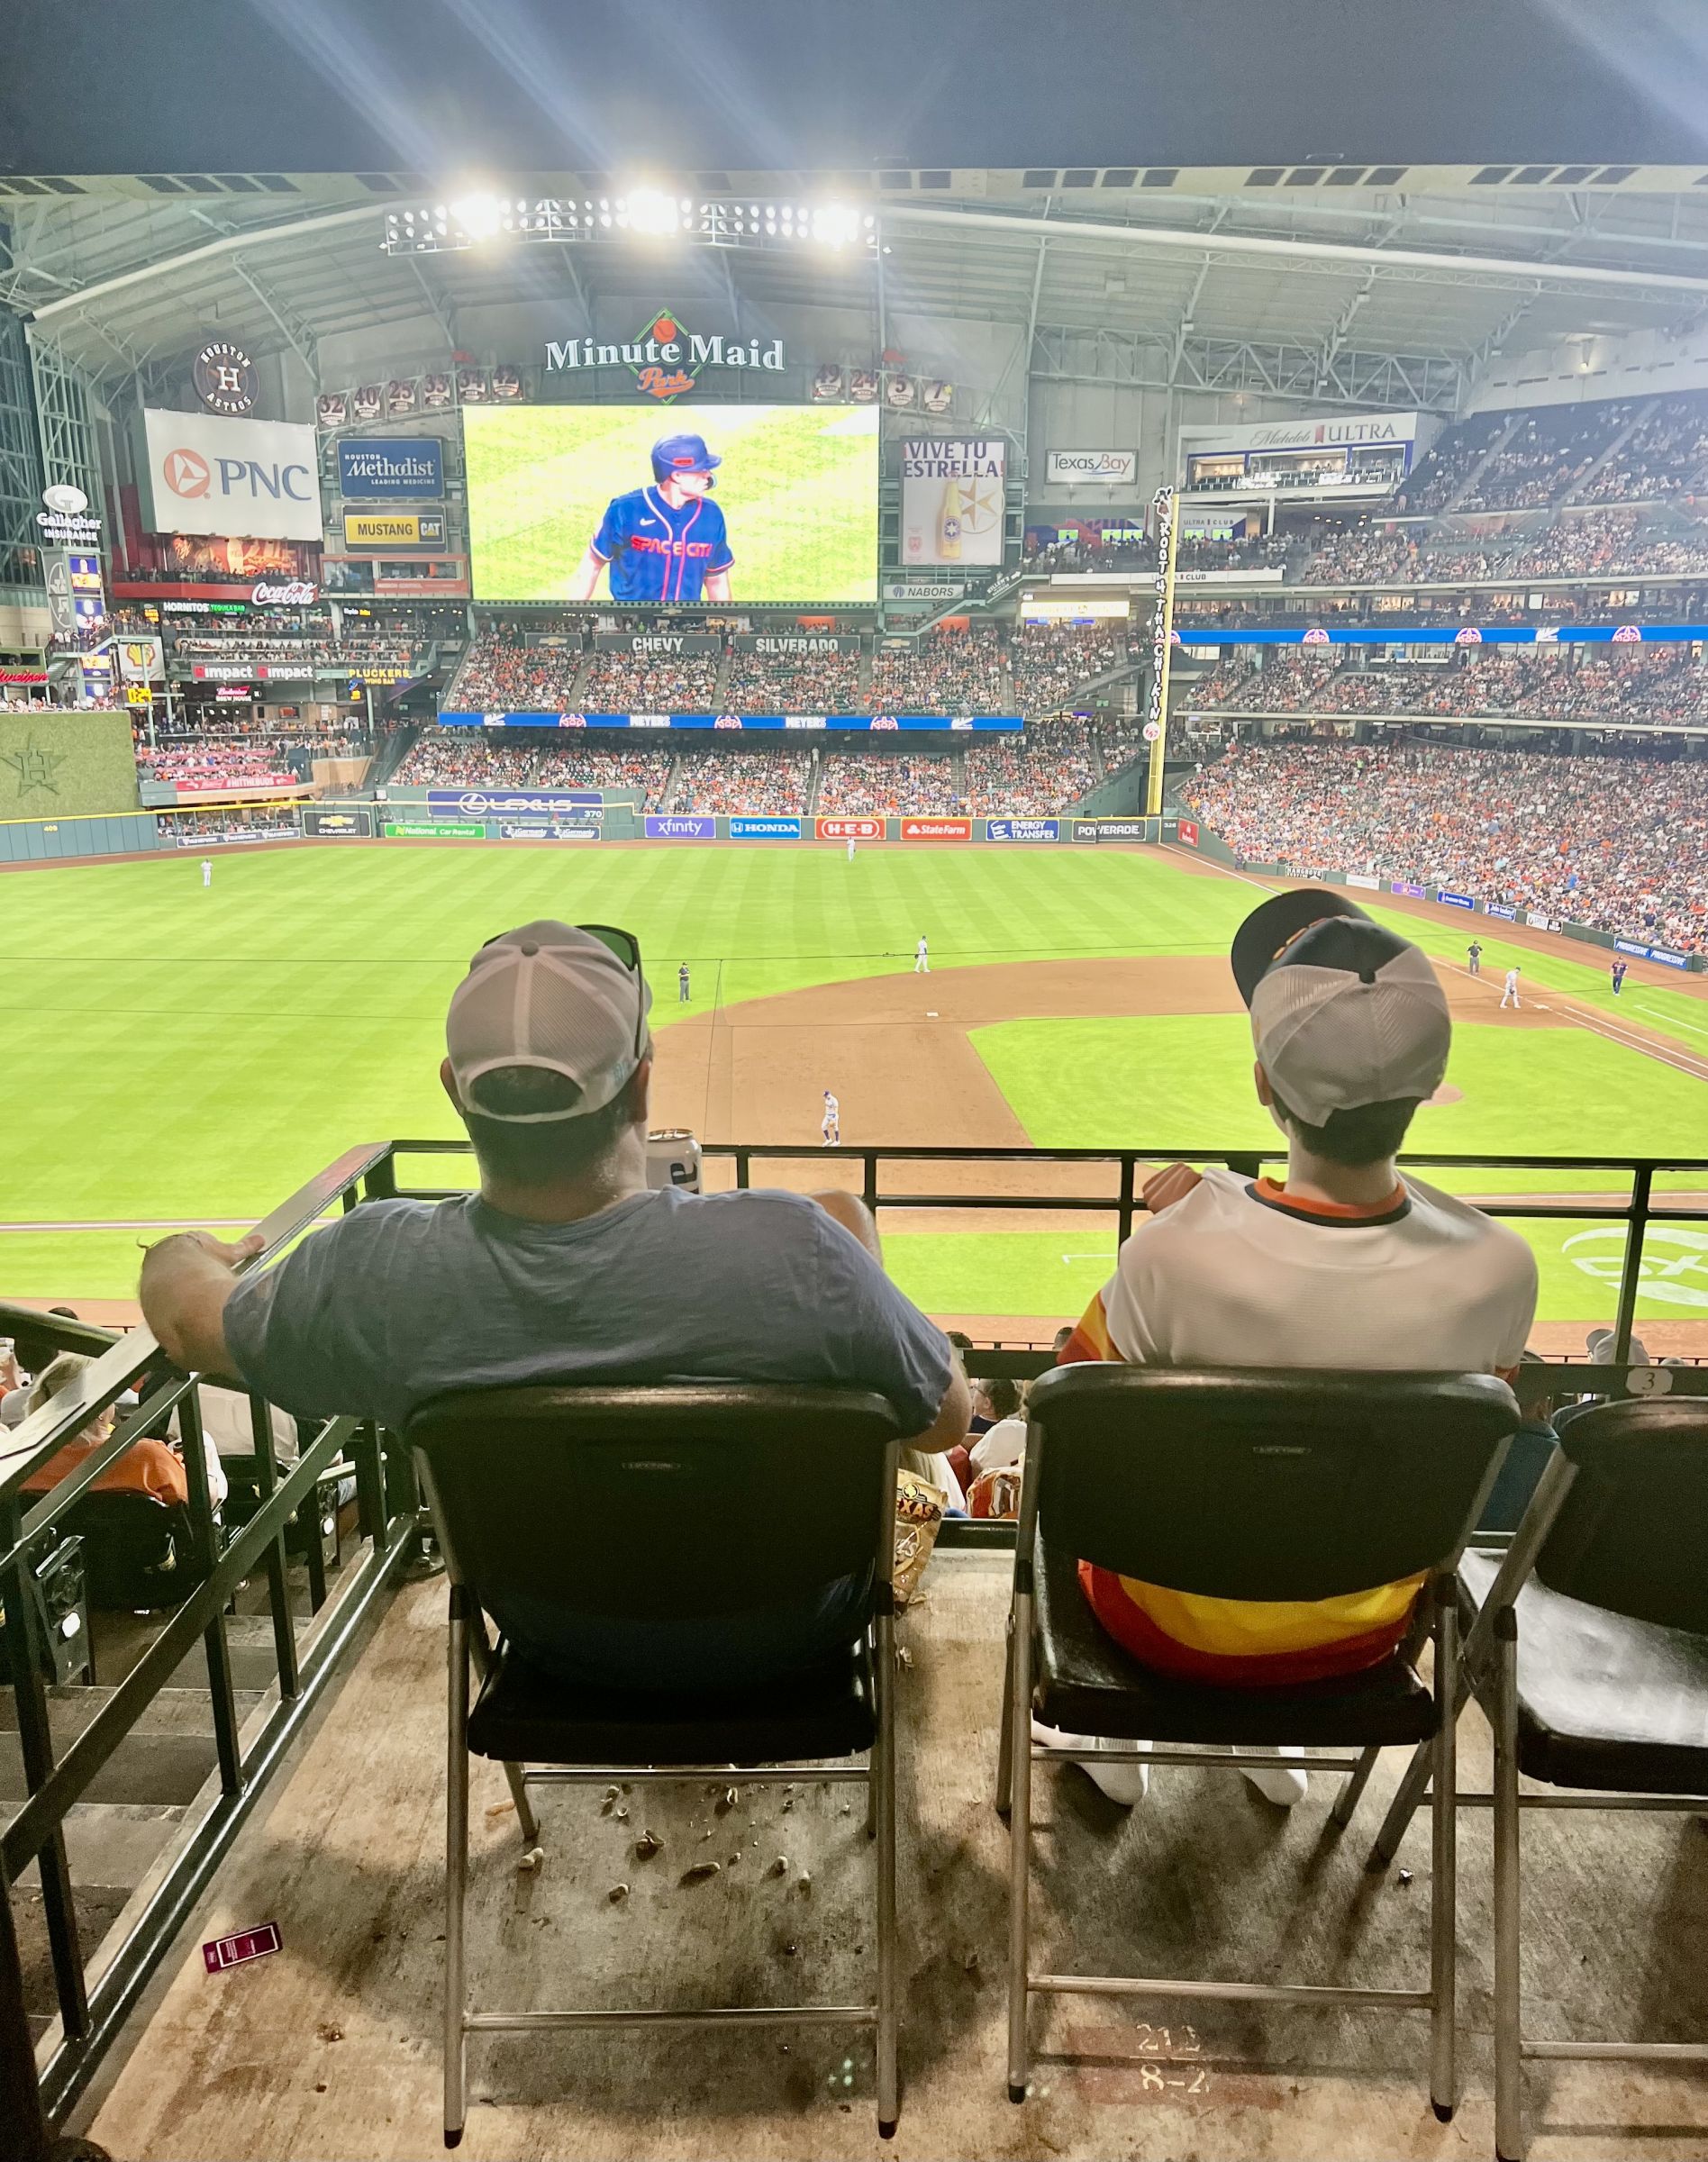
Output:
top-left (651, 432), bottom-right (721, 484)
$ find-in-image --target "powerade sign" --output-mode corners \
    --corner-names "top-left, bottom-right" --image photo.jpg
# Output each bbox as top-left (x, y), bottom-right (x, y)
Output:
top-left (337, 438), bottom-right (445, 498)
top-left (645, 814), bottom-right (715, 840)
top-left (986, 817), bottom-right (1058, 841)
top-left (1436, 890), bottom-right (1475, 911)
top-left (424, 789), bottom-right (603, 819)
top-left (1076, 819), bottom-right (1152, 841)
top-left (1615, 937), bottom-right (1690, 969)
top-left (728, 816), bottom-right (802, 839)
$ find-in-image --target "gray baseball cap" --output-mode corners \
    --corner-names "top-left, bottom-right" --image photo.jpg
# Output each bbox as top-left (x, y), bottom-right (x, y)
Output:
top-left (1232, 894), bottom-right (1451, 1125)
top-left (446, 921), bottom-right (651, 1122)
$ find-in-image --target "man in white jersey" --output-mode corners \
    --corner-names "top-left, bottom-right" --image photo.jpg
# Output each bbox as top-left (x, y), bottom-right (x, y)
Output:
top-left (914, 935), bottom-right (930, 975)
top-left (1052, 887), bottom-right (1536, 1809)
top-left (847, 836), bottom-right (857, 863)
top-left (821, 1089), bottom-right (840, 1147)
top-left (201, 858), bottom-right (213, 888)
top-left (1500, 964), bottom-right (1521, 1010)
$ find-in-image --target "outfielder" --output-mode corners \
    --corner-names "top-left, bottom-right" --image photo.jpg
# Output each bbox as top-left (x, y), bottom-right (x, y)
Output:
top-left (201, 857), bottom-right (213, 889)
top-left (566, 432), bottom-right (734, 604)
top-left (677, 961), bottom-right (691, 1004)
top-left (821, 1089), bottom-right (840, 1147)
top-left (1501, 965), bottom-right (1522, 1010)
top-left (847, 836), bottom-right (857, 863)
top-left (914, 935), bottom-right (930, 975)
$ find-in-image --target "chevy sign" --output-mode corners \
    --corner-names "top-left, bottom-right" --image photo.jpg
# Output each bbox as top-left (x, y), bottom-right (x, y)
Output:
top-left (143, 410), bottom-right (321, 540)
top-left (337, 438), bottom-right (445, 499)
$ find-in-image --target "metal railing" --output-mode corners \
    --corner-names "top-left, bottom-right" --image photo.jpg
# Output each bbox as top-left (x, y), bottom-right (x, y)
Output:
top-left (2, 1133), bottom-right (1703, 2148)
top-left (0, 1147), bottom-right (422, 2155)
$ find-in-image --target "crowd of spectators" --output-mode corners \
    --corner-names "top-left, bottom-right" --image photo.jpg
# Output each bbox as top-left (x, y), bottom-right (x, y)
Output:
top-left (1458, 403), bottom-right (1636, 513)
top-left (578, 651), bottom-right (722, 710)
top-left (670, 750), bottom-right (813, 814)
top-left (164, 806), bottom-right (303, 844)
top-left (1193, 647), bottom-right (1708, 725)
top-left (449, 635), bottom-right (582, 710)
top-left (1393, 413), bottom-right (1510, 513)
top-left (816, 753), bottom-right (966, 814)
top-left (137, 744), bottom-right (299, 791)
top-left (1178, 738), bottom-right (1708, 952)
top-left (721, 649), bottom-right (864, 713)
top-left (1191, 654), bottom-right (1338, 713)
top-left (868, 627), bottom-right (1011, 713)
top-left (1577, 392), bottom-right (1708, 504)
top-left (393, 730), bottom-right (673, 803)
top-left (961, 719), bottom-right (1100, 813)
top-left (1175, 531), bottom-right (1293, 571)
top-left (1006, 623), bottom-right (1131, 713)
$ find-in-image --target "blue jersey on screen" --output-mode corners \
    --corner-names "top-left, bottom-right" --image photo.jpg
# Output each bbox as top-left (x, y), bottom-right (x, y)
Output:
top-left (590, 486), bottom-right (734, 603)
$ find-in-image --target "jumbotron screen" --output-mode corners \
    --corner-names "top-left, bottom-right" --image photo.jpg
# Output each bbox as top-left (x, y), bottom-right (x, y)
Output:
top-left (463, 404), bottom-right (880, 604)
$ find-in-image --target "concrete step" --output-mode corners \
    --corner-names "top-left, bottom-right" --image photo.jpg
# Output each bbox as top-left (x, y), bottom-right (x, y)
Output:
top-left (0, 1683), bottom-right (268, 1807)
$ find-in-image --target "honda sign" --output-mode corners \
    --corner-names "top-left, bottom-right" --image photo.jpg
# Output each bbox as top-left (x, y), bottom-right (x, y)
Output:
top-left (142, 409), bottom-right (322, 540)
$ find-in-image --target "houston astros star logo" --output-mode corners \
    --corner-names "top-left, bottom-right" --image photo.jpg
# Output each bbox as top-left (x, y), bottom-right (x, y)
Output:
top-left (0, 731), bottom-right (69, 798)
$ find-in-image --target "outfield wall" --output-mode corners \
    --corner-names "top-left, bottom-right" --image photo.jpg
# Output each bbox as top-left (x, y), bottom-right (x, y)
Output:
top-left (0, 811), bottom-right (160, 863)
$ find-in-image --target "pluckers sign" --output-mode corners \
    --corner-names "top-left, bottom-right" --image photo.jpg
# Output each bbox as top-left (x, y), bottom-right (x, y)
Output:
top-left (545, 310), bottom-right (784, 401)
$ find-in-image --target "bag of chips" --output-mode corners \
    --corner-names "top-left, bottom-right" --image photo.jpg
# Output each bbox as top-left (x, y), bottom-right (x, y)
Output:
top-left (893, 1467), bottom-right (946, 1605)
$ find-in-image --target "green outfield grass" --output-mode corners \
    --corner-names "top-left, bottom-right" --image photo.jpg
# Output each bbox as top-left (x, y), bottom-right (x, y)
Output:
top-left (2, 843), bottom-right (1703, 1311)
top-left (463, 403), bottom-right (879, 604)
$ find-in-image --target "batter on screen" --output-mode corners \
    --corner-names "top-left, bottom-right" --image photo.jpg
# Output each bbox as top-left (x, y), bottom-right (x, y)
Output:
top-left (566, 432), bottom-right (734, 604)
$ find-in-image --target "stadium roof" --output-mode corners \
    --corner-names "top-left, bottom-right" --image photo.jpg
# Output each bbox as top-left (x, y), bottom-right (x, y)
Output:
top-left (12, 175), bottom-right (1708, 412)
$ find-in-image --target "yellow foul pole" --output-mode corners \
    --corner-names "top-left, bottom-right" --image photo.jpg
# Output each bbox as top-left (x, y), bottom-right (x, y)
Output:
top-left (1144, 484), bottom-right (1179, 820)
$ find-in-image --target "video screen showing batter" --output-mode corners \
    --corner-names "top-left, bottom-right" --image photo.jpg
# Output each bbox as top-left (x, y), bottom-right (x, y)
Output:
top-left (464, 403), bottom-right (879, 604)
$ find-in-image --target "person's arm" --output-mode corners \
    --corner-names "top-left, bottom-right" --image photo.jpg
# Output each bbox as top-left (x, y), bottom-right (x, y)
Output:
top-left (563, 547), bottom-right (607, 603)
top-left (139, 1231), bottom-right (265, 1377)
top-left (703, 569), bottom-right (731, 604)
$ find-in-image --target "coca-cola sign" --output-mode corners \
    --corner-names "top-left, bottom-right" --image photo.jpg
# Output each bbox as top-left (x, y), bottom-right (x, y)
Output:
top-left (250, 578), bottom-right (318, 606)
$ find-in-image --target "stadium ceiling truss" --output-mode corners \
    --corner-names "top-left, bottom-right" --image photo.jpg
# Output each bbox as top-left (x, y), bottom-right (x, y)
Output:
top-left (8, 179), bottom-right (1708, 418)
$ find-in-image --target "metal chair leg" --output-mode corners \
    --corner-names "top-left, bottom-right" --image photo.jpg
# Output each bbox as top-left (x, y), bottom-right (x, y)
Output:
top-left (1004, 1593), bottom-right (1034, 2103)
top-left (1330, 1743), bottom-right (1381, 1831)
top-left (444, 1592), bottom-right (470, 2150)
top-left (995, 1606), bottom-right (1016, 1817)
top-left (1429, 1590), bottom-right (1458, 2122)
top-left (503, 1759), bottom-right (541, 1850)
top-left (1493, 1611), bottom-right (1525, 2162)
top-left (874, 1603), bottom-right (899, 2138)
top-left (1371, 1736), bottom-right (1433, 1866)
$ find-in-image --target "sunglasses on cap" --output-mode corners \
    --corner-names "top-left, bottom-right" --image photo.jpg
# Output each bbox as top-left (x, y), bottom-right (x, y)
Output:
top-left (477, 921), bottom-right (650, 1068)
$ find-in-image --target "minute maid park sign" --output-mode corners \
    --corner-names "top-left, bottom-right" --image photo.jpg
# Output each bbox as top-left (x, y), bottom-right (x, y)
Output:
top-left (546, 308), bottom-right (783, 401)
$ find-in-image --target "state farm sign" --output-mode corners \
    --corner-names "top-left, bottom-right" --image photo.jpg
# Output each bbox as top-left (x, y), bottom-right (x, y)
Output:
top-left (900, 817), bottom-right (971, 841)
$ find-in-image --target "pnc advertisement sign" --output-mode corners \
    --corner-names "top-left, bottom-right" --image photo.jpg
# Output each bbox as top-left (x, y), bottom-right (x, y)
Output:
top-left (142, 410), bottom-right (320, 541)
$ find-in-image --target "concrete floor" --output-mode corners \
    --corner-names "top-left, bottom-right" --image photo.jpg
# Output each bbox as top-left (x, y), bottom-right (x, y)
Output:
top-left (79, 1554), bottom-right (1708, 2160)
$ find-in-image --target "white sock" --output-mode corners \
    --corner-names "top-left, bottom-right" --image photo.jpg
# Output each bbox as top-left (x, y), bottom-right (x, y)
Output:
top-left (1231, 1744), bottom-right (1309, 1807)
top-left (1031, 1717), bottom-right (1149, 1805)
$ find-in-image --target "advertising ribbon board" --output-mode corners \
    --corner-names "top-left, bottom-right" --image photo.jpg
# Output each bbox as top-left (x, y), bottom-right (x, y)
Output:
top-left (644, 814), bottom-right (716, 840)
top-left (1436, 891), bottom-right (1476, 910)
top-left (498, 821), bottom-right (601, 840)
top-left (728, 816), bottom-right (803, 839)
top-left (386, 821), bottom-right (485, 838)
top-left (1177, 819), bottom-right (1199, 847)
top-left (337, 438), bottom-right (445, 499)
top-left (900, 817), bottom-right (971, 841)
top-left (986, 817), bottom-right (1058, 841)
top-left (424, 788), bottom-right (602, 819)
top-left (815, 816), bottom-right (882, 840)
top-left (304, 808), bottom-right (374, 838)
top-left (1485, 904), bottom-right (1518, 921)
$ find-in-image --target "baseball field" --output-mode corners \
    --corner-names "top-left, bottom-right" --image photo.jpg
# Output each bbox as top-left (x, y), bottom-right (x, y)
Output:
top-left (463, 402), bottom-right (880, 604)
top-left (4, 839), bottom-right (1705, 1349)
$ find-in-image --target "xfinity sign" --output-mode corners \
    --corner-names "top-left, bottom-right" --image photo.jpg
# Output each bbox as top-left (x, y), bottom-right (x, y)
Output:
top-left (142, 409), bottom-right (322, 540)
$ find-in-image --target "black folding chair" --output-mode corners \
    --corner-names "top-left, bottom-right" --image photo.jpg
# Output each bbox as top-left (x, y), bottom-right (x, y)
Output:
top-left (408, 1383), bottom-right (905, 2148)
top-left (1366, 1396), bottom-right (1708, 2160)
top-left (998, 1363), bottom-right (1517, 2116)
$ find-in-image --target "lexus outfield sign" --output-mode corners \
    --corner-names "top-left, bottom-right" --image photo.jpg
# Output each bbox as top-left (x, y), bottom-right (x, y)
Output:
top-left (1045, 450), bottom-right (1137, 486)
top-left (141, 409), bottom-right (322, 540)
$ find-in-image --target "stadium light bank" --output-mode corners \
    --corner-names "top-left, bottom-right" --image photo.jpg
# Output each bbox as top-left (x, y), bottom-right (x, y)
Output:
top-left (386, 193), bottom-right (876, 256)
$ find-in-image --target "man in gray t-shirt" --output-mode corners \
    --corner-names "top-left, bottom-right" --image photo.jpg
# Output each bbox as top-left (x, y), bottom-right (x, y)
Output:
top-left (140, 921), bottom-right (968, 1689)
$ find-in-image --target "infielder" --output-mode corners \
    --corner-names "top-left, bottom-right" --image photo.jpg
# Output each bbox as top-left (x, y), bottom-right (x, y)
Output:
top-left (566, 432), bottom-right (734, 604)
top-left (1466, 939), bottom-right (1482, 976)
top-left (677, 961), bottom-right (691, 1004)
top-left (201, 857), bottom-right (213, 889)
top-left (1611, 957), bottom-right (1628, 997)
top-left (914, 935), bottom-right (930, 975)
top-left (821, 1089), bottom-right (840, 1147)
top-left (1500, 965), bottom-right (1522, 1010)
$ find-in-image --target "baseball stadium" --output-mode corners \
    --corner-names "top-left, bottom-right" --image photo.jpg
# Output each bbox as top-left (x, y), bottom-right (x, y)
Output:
top-left (2, 7), bottom-right (1707, 2159)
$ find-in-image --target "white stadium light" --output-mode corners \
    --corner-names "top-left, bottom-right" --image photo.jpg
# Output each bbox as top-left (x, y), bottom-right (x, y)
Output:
top-left (450, 192), bottom-right (504, 240)
top-left (621, 187), bottom-right (684, 237)
top-left (384, 189), bottom-right (877, 258)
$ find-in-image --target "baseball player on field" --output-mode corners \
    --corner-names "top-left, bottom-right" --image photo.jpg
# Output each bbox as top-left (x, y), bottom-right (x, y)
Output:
top-left (821, 1089), bottom-right (840, 1147)
top-left (1500, 965), bottom-right (1522, 1010)
top-left (847, 836), bottom-right (858, 863)
top-left (1611, 957), bottom-right (1628, 996)
top-left (566, 432), bottom-right (734, 604)
top-left (914, 935), bottom-right (930, 975)
top-left (1466, 939), bottom-right (1482, 977)
top-left (201, 858), bottom-right (213, 888)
